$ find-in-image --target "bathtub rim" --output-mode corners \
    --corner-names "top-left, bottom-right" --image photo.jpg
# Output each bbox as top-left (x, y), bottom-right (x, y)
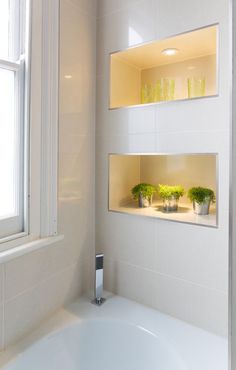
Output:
top-left (0, 292), bottom-right (228, 370)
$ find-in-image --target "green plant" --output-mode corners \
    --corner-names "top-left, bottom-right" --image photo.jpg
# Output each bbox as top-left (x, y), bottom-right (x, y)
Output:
top-left (131, 183), bottom-right (157, 200)
top-left (158, 184), bottom-right (185, 200)
top-left (188, 187), bottom-right (215, 204)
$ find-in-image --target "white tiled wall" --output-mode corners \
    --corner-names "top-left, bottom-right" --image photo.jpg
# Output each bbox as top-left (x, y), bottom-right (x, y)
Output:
top-left (96, 0), bottom-right (231, 335)
top-left (0, 0), bottom-right (96, 349)
top-left (0, 0), bottom-right (230, 351)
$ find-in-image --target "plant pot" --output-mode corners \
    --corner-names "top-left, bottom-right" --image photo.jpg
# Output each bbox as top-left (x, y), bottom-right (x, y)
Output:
top-left (138, 194), bottom-right (152, 208)
top-left (162, 196), bottom-right (178, 212)
top-left (193, 199), bottom-right (210, 215)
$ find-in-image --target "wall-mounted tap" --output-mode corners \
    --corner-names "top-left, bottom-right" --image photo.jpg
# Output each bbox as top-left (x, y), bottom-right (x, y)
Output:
top-left (92, 253), bottom-right (106, 306)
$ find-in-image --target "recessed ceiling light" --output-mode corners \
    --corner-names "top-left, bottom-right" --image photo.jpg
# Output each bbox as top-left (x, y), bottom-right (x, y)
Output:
top-left (161, 48), bottom-right (179, 56)
top-left (64, 75), bottom-right (72, 79)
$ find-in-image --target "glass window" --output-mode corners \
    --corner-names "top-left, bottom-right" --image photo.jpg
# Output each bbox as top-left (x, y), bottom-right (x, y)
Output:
top-left (0, 0), bottom-right (28, 239)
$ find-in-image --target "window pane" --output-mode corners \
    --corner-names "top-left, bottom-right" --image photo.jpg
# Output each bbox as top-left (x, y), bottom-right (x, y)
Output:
top-left (0, 1), bottom-right (10, 59)
top-left (0, 68), bottom-right (18, 219)
top-left (0, 0), bottom-right (22, 61)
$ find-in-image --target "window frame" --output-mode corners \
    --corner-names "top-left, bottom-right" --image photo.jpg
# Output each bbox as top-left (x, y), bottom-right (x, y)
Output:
top-left (0, 0), bottom-right (59, 251)
top-left (0, 57), bottom-right (26, 238)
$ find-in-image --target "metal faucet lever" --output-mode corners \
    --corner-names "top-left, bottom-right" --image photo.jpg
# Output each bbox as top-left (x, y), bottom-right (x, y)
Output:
top-left (92, 253), bottom-right (106, 306)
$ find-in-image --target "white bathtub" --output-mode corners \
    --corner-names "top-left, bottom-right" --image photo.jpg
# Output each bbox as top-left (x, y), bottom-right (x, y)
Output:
top-left (0, 293), bottom-right (228, 370)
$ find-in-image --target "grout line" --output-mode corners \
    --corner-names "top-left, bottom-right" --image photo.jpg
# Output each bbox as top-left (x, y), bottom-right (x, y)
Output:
top-left (105, 256), bottom-right (228, 295)
top-left (95, 128), bottom-right (229, 137)
top-left (4, 261), bottom-right (81, 305)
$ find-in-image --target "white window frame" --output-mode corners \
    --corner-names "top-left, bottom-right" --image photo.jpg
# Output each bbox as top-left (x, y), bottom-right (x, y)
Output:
top-left (0, 58), bottom-right (25, 239)
top-left (0, 0), bottom-right (60, 252)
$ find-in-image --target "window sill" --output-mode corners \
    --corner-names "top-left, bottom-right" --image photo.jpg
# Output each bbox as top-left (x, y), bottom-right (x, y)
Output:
top-left (0, 235), bottom-right (64, 264)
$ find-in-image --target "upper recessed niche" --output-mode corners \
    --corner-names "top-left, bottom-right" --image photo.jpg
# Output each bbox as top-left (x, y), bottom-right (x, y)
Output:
top-left (110, 25), bottom-right (218, 109)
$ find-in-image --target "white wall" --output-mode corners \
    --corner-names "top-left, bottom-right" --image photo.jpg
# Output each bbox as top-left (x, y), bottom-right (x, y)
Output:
top-left (96, 0), bottom-right (231, 336)
top-left (0, 0), bottom-right (96, 349)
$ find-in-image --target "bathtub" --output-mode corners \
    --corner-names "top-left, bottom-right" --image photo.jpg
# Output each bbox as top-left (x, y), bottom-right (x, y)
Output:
top-left (0, 293), bottom-right (228, 370)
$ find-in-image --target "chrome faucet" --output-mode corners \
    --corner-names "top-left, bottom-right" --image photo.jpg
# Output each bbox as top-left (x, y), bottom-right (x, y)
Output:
top-left (92, 253), bottom-right (106, 306)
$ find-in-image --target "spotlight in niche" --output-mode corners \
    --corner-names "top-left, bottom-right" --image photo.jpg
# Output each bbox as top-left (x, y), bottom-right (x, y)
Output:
top-left (161, 48), bottom-right (179, 56)
top-left (64, 75), bottom-right (72, 79)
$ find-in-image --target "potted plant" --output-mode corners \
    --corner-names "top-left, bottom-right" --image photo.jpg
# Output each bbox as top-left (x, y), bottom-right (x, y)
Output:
top-left (158, 184), bottom-right (185, 212)
top-left (188, 187), bottom-right (215, 215)
top-left (131, 183), bottom-right (157, 208)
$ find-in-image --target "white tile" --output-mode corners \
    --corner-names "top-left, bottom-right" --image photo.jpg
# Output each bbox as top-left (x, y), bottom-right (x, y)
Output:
top-left (0, 0), bottom-right (98, 348)
top-left (128, 106), bottom-right (156, 134)
top-left (5, 248), bottom-right (55, 301)
top-left (129, 133), bottom-right (156, 153)
top-left (96, 76), bottom-right (156, 136)
top-left (151, 268), bottom-right (228, 336)
top-left (95, 0), bottom-right (230, 338)
top-left (60, 72), bottom-right (95, 118)
top-left (97, 132), bottom-right (156, 156)
top-left (97, 0), bottom-right (157, 76)
top-left (97, 0), bottom-right (141, 18)
top-left (155, 97), bottom-right (230, 134)
top-left (58, 197), bottom-right (95, 266)
top-left (4, 229), bottom-right (93, 302)
top-left (67, 0), bottom-right (97, 17)
top-left (60, 0), bottom-right (96, 149)
top-left (60, 0), bottom-right (96, 78)
top-left (155, 0), bottom-right (229, 39)
top-left (4, 263), bottom-right (85, 347)
top-left (96, 19), bottom-right (110, 77)
top-left (97, 212), bottom-right (155, 270)
top-left (155, 129), bottom-right (229, 154)
top-left (60, 112), bottom-right (92, 137)
top-left (104, 258), bottom-right (228, 336)
top-left (154, 220), bottom-right (228, 292)
top-left (60, 132), bottom-right (92, 156)
top-left (104, 257), bottom-right (156, 307)
top-left (96, 76), bottom-right (132, 136)
top-left (59, 137), bottom-right (94, 194)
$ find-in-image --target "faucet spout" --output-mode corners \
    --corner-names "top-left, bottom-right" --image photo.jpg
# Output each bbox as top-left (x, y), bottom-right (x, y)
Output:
top-left (92, 253), bottom-right (106, 306)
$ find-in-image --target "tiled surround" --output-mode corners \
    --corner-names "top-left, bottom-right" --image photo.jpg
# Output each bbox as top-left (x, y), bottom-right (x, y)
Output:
top-left (96, 0), bottom-right (231, 336)
top-left (0, 0), bottom-right (230, 352)
top-left (0, 0), bottom-right (96, 349)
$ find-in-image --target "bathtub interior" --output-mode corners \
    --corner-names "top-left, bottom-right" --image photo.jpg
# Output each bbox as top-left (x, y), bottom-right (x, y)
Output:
top-left (3, 319), bottom-right (185, 370)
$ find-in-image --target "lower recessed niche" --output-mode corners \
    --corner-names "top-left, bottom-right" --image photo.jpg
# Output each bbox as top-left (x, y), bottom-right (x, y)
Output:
top-left (109, 153), bottom-right (218, 228)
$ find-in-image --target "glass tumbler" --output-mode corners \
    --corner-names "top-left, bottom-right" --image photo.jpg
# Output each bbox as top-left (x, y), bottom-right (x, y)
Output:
top-left (187, 77), bottom-right (206, 98)
top-left (163, 78), bottom-right (175, 101)
top-left (153, 80), bottom-right (163, 102)
top-left (141, 84), bottom-right (151, 104)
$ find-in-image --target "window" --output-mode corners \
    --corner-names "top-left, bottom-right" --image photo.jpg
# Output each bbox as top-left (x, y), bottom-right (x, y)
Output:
top-left (0, 0), bottom-right (59, 252)
top-left (0, 1), bottom-right (27, 239)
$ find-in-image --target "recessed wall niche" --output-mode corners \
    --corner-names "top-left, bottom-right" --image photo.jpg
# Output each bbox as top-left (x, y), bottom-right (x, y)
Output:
top-left (110, 25), bottom-right (218, 109)
top-left (109, 154), bottom-right (218, 227)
